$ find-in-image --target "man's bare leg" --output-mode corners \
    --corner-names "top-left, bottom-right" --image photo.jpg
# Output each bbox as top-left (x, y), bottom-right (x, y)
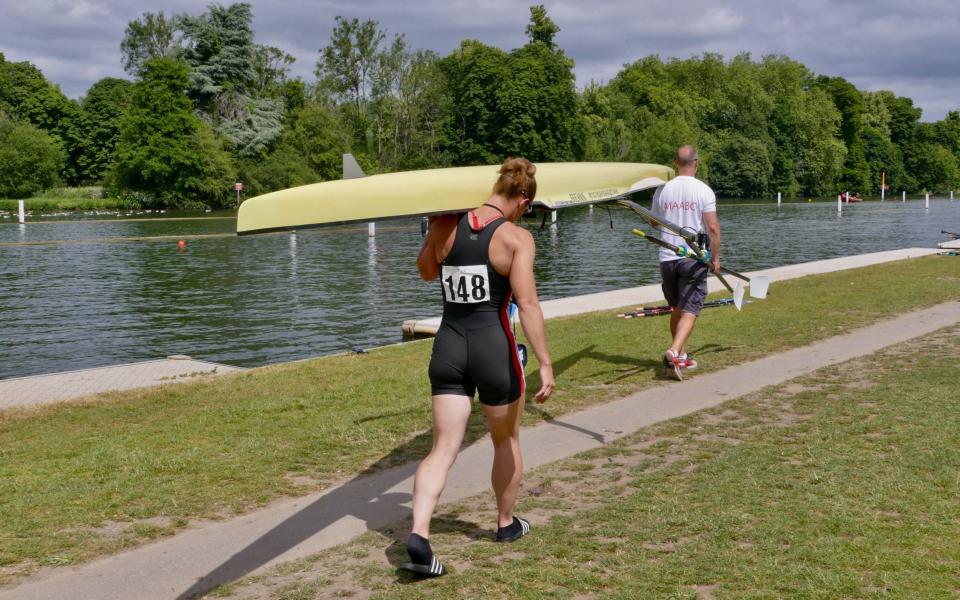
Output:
top-left (670, 308), bottom-right (697, 356)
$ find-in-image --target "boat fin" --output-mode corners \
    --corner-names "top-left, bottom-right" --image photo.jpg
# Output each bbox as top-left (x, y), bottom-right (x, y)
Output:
top-left (342, 153), bottom-right (366, 180)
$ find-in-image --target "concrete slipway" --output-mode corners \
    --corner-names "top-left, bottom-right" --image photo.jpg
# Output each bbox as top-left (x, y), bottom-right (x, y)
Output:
top-left (1, 247), bottom-right (957, 600)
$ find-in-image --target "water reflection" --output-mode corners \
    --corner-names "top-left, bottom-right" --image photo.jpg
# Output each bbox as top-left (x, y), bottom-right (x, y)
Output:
top-left (289, 232), bottom-right (300, 308)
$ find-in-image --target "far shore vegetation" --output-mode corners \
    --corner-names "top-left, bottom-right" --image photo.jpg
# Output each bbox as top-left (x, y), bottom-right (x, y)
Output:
top-left (0, 187), bottom-right (136, 213)
top-left (0, 256), bottom-right (957, 579)
top-left (2, 4), bottom-right (960, 210)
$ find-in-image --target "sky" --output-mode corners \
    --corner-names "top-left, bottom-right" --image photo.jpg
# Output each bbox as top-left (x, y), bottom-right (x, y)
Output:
top-left (1, 0), bottom-right (958, 121)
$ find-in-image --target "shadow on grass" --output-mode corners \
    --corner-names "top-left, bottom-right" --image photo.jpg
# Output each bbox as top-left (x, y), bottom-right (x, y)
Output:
top-left (178, 345), bottom-right (647, 598)
top-left (176, 409), bottom-right (489, 599)
top-left (384, 512), bottom-right (491, 583)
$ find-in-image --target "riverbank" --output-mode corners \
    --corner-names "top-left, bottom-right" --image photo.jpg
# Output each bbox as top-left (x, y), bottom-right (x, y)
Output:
top-left (0, 255), bottom-right (957, 586)
top-left (0, 187), bottom-right (135, 213)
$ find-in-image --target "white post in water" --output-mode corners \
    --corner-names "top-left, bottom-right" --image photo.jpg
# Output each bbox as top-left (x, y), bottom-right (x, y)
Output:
top-left (368, 222), bottom-right (375, 237)
top-left (837, 194), bottom-right (842, 214)
top-left (925, 192), bottom-right (930, 209)
top-left (777, 192), bottom-right (782, 207)
top-left (902, 190), bottom-right (906, 203)
top-left (845, 191), bottom-right (850, 203)
top-left (551, 210), bottom-right (557, 224)
top-left (17, 200), bottom-right (25, 224)
top-left (951, 190), bottom-right (954, 200)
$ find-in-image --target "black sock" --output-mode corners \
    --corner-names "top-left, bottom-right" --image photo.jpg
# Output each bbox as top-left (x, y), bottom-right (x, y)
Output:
top-left (406, 533), bottom-right (433, 565)
top-left (498, 517), bottom-right (521, 537)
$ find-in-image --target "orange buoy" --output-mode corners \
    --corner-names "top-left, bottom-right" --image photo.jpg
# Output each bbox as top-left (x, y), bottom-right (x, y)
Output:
top-left (177, 240), bottom-right (187, 250)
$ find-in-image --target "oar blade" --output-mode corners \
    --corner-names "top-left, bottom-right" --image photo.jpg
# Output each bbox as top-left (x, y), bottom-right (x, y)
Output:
top-left (733, 281), bottom-right (745, 311)
top-left (748, 276), bottom-right (771, 299)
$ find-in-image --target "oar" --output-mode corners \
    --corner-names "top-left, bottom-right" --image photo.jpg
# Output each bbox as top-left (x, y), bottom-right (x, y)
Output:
top-left (715, 266), bottom-right (771, 299)
top-left (630, 228), bottom-right (742, 305)
top-left (616, 197), bottom-right (770, 298)
top-left (615, 197), bottom-right (742, 297)
top-left (617, 298), bottom-right (740, 319)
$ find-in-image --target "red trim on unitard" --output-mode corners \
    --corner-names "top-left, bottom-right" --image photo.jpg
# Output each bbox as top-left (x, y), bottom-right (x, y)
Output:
top-left (469, 210), bottom-right (502, 232)
top-left (498, 292), bottom-right (526, 398)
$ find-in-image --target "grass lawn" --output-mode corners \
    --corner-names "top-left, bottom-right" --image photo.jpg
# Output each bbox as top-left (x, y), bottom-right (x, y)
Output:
top-left (1, 256), bottom-right (958, 577)
top-left (225, 324), bottom-right (960, 599)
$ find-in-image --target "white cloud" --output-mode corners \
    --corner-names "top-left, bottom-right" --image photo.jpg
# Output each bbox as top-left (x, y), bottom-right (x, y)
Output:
top-left (0, 0), bottom-right (957, 119)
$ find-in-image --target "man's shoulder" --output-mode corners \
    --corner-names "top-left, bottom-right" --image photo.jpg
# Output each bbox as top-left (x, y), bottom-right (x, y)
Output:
top-left (662, 176), bottom-right (715, 198)
top-left (668, 176), bottom-right (713, 190)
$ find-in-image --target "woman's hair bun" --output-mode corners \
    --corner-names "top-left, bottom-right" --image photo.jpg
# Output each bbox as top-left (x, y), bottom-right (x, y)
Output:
top-left (494, 157), bottom-right (537, 200)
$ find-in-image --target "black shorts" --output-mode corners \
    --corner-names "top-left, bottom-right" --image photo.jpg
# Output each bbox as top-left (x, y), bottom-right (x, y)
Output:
top-left (428, 321), bottom-right (525, 406)
top-left (660, 259), bottom-right (708, 315)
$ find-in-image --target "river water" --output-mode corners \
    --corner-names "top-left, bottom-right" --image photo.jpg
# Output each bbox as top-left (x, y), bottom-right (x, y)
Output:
top-left (1, 199), bottom-right (957, 380)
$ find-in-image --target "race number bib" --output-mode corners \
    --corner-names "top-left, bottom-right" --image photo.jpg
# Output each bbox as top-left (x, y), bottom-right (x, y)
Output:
top-left (441, 264), bottom-right (490, 304)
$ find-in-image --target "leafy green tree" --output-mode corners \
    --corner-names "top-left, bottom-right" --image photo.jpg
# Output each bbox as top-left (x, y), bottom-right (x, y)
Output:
top-left (177, 3), bottom-right (283, 157)
top-left (236, 145), bottom-right (318, 197)
top-left (438, 6), bottom-right (583, 163)
top-left (0, 116), bottom-right (64, 198)
top-left (437, 40), bottom-right (509, 164)
top-left (80, 77), bottom-right (134, 182)
top-left (496, 8), bottom-right (584, 161)
top-left (876, 91), bottom-right (921, 147)
top-left (929, 111), bottom-right (960, 157)
top-left (526, 5), bottom-right (560, 48)
top-left (817, 75), bottom-right (870, 191)
top-left (580, 83), bottom-right (633, 160)
top-left (120, 11), bottom-right (181, 75)
top-left (316, 16), bottom-right (386, 137)
top-left (278, 101), bottom-right (349, 181)
top-left (861, 125), bottom-right (904, 194)
top-left (114, 57), bottom-right (235, 207)
top-left (181, 3), bottom-right (255, 107)
top-left (371, 41), bottom-right (449, 169)
top-left (704, 131), bottom-right (773, 198)
top-left (251, 45), bottom-right (296, 98)
top-left (0, 53), bottom-right (91, 184)
top-left (906, 142), bottom-right (960, 193)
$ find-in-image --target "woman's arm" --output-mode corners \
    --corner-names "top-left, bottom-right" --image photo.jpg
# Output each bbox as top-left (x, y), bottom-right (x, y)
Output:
top-left (508, 227), bottom-right (554, 403)
top-left (416, 214), bottom-right (458, 281)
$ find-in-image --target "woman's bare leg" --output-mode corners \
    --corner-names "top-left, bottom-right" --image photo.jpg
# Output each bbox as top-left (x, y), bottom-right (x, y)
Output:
top-left (482, 396), bottom-right (525, 528)
top-left (410, 394), bottom-right (472, 538)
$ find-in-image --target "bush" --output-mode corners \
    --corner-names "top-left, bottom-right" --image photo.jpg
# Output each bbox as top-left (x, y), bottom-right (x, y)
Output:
top-left (0, 117), bottom-right (64, 198)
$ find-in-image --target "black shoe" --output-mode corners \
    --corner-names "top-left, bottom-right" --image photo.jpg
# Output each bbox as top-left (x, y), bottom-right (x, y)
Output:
top-left (399, 533), bottom-right (447, 577)
top-left (399, 554), bottom-right (446, 577)
top-left (496, 516), bottom-right (531, 542)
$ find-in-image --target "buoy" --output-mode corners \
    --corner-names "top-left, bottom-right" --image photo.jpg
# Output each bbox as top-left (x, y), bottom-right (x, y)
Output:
top-left (807, 198), bottom-right (812, 203)
top-left (177, 240), bottom-right (186, 250)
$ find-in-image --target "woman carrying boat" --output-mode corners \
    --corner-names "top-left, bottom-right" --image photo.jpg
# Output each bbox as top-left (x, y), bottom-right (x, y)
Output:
top-left (402, 157), bottom-right (555, 576)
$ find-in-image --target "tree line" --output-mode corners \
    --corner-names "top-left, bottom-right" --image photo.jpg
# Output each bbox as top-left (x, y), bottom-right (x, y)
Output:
top-left (2, 3), bottom-right (959, 206)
